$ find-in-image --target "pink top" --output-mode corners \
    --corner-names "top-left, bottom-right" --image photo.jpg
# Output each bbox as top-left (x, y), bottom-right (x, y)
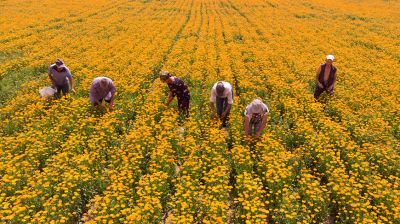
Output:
top-left (48, 64), bottom-right (72, 86)
top-left (89, 77), bottom-right (116, 103)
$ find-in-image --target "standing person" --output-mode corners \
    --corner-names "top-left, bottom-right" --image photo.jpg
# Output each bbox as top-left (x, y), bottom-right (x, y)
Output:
top-left (244, 98), bottom-right (269, 138)
top-left (210, 81), bottom-right (233, 127)
top-left (48, 59), bottom-right (75, 98)
top-left (160, 71), bottom-right (191, 118)
top-left (314, 55), bottom-right (337, 99)
top-left (89, 77), bottom-right (116, 110)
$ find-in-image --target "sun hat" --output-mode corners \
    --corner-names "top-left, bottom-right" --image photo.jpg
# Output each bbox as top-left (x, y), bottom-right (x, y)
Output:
top-left (250, 98), bottom-right (264, 114)
top-left (55, 59), bottom-right (66, 68)
top-left (326, 55), bottom-right (335, 61)
top-left (159, 71), bottom-right (171, 81)
top-left (100, 78), bottom-right (109, 88)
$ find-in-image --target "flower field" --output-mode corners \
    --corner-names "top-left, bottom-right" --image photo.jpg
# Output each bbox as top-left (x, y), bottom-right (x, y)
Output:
top-left (0, 0), bottom-right (399, 223)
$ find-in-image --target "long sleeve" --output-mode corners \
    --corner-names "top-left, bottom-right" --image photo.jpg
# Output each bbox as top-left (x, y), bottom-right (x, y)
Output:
top-left (210, 89), bottom-right (216, 103)
top-left (89, 83), bottom-right (97, 103)
top-left (227, 91), bottom-right (233, 104)
top-left (65, 68), bottom-right (73, 80)
top-left (109, 81), bottom-right (116, 95)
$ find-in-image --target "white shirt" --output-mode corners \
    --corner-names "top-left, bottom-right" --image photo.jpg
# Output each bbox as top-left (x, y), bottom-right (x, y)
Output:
top-left (210, 81), bottom-right (233, 104)
top-left (244, 102), bottom-right (269, 116)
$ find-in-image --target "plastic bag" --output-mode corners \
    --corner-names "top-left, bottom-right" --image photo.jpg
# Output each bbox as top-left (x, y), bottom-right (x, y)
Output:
top-left (39, 87), bottom-right (56, 99)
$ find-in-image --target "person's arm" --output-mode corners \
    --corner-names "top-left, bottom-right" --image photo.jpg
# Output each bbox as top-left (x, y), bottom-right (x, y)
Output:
top-left (327, 72), bottom-right (337, 93)
top-left (90, 98), bottom-right (101, 107)
top-left (221, 104), bottom-right (231, 118)
top-left (255, 113), bottom-right (268, 137)
top-left (209, 102), bottom-right (218, 119)
top-left (90, 84), bottom-right (100, 107)
top-left (221, 90), bottom-right (233, 118)
top-left (70, 78), bottom-right (74, 87)
top-left (66, 69), bottom-right (75, 93)
top-left (108, 83), bottom-right (116, 109)
top-left (165, 91), bottom-right (174, 106)
top-left (315, 65), bottom-right (323, 88)
top-left (210, 89), bottom-right (217, 118)
top-left (244, 114), bottom-right (251, 137)
top-left (108, 94), bottom-right (115, 109)
top-left (69, 78), bottom-right (76, 94)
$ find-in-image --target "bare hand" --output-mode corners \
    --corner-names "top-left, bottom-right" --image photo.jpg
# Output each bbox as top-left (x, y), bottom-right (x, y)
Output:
top-left (108, 101), bottom-right (114, 109)
top-left (165, 97), bottom-right (173, 107)
top-left (221, 112), bottom-right (227, 119)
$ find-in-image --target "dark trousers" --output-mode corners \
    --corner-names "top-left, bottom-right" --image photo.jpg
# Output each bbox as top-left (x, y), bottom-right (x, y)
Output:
top-left (314, 86), bottom-right (334, 99)
top-left (93, 98), bottom-right (111, 106)
top-left (177, 94), bottom-right (190, 118)
top-left (245, 119), bottom-right (263, 136)
top-left (54, 83), bottom-right (70, 98)
top-left (216, 91), bottom-right (233, 127)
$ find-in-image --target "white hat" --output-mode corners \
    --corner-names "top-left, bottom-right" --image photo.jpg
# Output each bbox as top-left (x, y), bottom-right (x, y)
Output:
top-left (326, 55), bottom-right (335, 61)
top-left (250, 99), bottom-right (264, 114)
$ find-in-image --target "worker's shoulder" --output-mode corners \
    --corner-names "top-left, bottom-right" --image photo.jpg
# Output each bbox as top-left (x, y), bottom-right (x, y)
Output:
top-left (93, 76), bottom-right (112, 81)
top-left (219, 81), bottom-right (231, 87)
top-left (48, 64), bottom-right (57, 70)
